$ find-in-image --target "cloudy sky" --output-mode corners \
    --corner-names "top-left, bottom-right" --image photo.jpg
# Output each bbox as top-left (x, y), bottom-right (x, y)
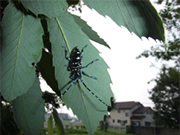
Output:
top-left (41, 0), bottom-right (165, 116)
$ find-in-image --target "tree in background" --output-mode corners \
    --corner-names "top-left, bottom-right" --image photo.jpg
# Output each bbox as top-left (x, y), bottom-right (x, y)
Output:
top-left (137, 0), bottom-right (180, 128)
top-left (149, 66), bottom-right (179, 127)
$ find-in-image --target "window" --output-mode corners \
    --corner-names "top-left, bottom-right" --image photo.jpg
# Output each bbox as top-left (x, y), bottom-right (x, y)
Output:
top-left (125, 113), bottom-right (129, 117)
top-left (117, 119), bottom-right (121, 123)
top-left (146, 110), bottom-right (151, 115)
top-left (118, 109), bottom-right (121, 113)
top-left (145, 122), bottom-right (151, 126)
top-left (112, 119), bottom-right (115, 123)
top-left (132, 121), bottom-right (140, 126)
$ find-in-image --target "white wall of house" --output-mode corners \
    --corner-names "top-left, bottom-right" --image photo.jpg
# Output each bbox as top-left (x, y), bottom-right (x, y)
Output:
top-left (109, 103), bottom-right (143, 128)
top-left (131, 110), bottom-right (154, 126)
top-left (108, 103), bottom-right (155, 128)
top-left (141, 110), bottom-right (155, 127)
top-left (108, 109), bottom-right (131, 127)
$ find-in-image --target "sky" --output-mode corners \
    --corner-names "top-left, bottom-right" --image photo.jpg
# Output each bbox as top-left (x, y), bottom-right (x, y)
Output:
top-left (41, 0), bottom-right (165, 116)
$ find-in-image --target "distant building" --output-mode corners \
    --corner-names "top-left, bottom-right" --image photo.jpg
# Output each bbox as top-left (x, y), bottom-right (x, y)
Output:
top-left (59, 113), bottom-right (72, 121)
top-left (108, 101), bottom-right (154, 129)
top-left (45, 112), bottom-right (73, 121)
top-left (44, 112), bottom-right (82, 128)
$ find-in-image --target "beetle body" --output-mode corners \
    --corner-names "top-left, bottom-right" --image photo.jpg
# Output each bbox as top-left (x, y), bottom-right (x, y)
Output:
top-left (61, 45), bottom-right (111, 109)
top-left (69, 47), bottom-right (82, 79)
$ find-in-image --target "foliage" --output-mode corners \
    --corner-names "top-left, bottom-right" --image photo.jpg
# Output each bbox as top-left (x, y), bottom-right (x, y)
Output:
top-left (149, 66), bottom-right (180, 127)
top-left (47, 115), bottom-right (53, 135)
top-left (138, 0), bottom-right (180, 61)
top-left (0, 102), bottom-right (19, 135)
top-left (157, 0), bottom-right (180, 39)
top-left (53, 108), bottom-right (65, 135)
top-left (1, 0), bottom-right (165, 134)
top-left (126, 126), bottom-right (133, 133)
top-left (83, 0), bottom-right (165, 41)
top-left (12, 78), bottom-right (45, 135)
top-left (137, 0), bottom-right (180, 128)
top-left (136, 38), bottom-right (180, 67)
top-left (44, 109), bottom-right (65, 135)
top-left (41, 128), bottom-right (134, 135)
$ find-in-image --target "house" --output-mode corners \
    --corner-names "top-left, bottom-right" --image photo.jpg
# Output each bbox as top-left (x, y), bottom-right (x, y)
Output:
top-left (108, 101), bottom-right (154, 129)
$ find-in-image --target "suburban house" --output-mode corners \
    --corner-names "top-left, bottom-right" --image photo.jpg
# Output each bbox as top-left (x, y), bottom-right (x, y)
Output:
top-left (108, 101), bottom-right (154, 129)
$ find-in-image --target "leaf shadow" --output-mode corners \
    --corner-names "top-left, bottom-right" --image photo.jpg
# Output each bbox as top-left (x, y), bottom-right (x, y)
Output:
top-left (77, 81), bottom-right (108, 112)
top-left (60, 80), bottom-right (73, 93)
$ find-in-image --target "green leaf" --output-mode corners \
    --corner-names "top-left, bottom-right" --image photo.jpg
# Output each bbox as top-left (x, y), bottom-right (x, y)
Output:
top-left (53, 109), bottom-right (65, 135)
top-left (47, 13), bottom-right (113, 134)
top-left (73, 15), bottom-right (110, 48)
top-left (1, 2), bottom-right (43, 101)
top-left (20, 0), bottom-right (68, 18)
top-left (12, 78), bottom-right (45, 135)
top-left (48, 115), bottom-right (53, 135)
top-left (18, 130), bottom-right (24, 135)
top-left (1, 106), bottom-right (19, 135)
top-left (83, 0), bottom-right (165, 42)
top-left (37, 50), bottom-right (60, 96)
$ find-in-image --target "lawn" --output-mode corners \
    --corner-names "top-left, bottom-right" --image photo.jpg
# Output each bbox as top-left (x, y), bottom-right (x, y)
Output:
top-left (40, 128), bottom-right (135, 135)
top-left (65, 128), bottom-right (135, 135)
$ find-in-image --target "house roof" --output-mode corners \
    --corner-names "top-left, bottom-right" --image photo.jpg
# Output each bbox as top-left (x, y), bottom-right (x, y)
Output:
top-left (115, 101), bottom-right (141, 109)
top-left (133, 107), bottom-right (151, 114)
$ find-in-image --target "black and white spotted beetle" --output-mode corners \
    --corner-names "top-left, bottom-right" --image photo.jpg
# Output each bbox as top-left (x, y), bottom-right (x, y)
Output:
top-left (61, 45), bottom-right (111, 109)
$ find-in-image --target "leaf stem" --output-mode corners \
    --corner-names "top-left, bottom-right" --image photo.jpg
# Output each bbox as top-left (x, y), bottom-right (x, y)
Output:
top-left (55, 17), bottom-right (71, 53)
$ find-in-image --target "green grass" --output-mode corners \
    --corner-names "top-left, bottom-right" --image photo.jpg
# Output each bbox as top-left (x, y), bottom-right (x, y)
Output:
top-left (40, 128), bottom-right (135, 135)
top-left (65, 128), bottom-right (134, 135)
